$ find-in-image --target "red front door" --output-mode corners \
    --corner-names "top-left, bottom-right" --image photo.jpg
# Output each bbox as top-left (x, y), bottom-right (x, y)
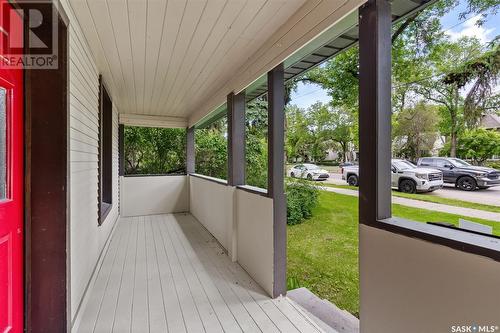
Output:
top-left (0, 1), bottom-right (23, 332)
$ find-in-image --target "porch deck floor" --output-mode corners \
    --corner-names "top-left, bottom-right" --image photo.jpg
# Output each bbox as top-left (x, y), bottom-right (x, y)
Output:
top-left (77, 213), bottom-right (325, 333)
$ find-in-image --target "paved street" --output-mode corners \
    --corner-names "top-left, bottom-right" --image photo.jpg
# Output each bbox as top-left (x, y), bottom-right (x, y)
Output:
top-left (326, 173), bottom-right (500, 207)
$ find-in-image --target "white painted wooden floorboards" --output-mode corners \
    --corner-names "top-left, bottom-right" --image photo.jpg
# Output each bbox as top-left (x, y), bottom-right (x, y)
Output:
top-left (77, 213), bottom-right (324, 333)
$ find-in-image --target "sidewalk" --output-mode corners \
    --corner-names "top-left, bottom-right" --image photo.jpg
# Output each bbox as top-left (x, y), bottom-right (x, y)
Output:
top-left (322, 186), bottom-right (500, 222)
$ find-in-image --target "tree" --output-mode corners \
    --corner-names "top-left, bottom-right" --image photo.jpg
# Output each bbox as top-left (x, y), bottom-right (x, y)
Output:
top-left (124, 126), bottom-right (186, 175)
top-left (443, 42), bottom-right (500, 127)
top-left (295, 0), bottom-right (499, 158)
top-left (195, 125), bottom-right (228, 179)
top-left (328, 108), bottom-right (355, 162)
top-left (307, 102), bottom-right (334, 162)
top-left (245, 96), bottom-right (269, 188)
top-left (415, 37), bottom-right (483, 156)
top-left (393, 102), bottom-right (439, 160)
top-left (456, 128), bottom-right (500, 165)
top-left (285, 102), bottom-right (356, 163)
top-left (286, 105), bottom-right (310, 162)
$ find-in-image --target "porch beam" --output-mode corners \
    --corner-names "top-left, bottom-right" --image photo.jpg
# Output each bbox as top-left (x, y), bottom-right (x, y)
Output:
top-left (267, 63), bottom-right (287, 297)
top-left (186, 126), bottom-right (195, 174)
top-left (358, 0), bottom-right (392, 223)
top-left (227, 92), bottom-right (245, 186)
top-left (119, 124), bottom-right (124, 176)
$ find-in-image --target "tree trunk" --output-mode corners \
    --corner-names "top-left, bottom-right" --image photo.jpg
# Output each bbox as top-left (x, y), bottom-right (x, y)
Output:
top-left (342, 143), bottom-right (348, 163)
top-left (449, 87), bottom-right (459, 158)
top-left (450, 131), bottom-right (457, 157)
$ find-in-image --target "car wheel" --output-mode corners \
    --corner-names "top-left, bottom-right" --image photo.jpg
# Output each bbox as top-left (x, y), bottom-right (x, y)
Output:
top-left (307, 174), bottom-right (313, 181)
top-left (399, 179), bottom-right (416, 194)
top-left (457, 176), bottom-right (477, 191)
top-left (290, 172), bottom-right (295, 178)
top-left (347, 175), bottom-right (358, 187)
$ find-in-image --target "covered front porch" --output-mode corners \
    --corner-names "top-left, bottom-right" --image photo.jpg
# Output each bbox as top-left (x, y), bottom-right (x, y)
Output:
top-left (14, 0), bottom-right (497, 331)
top-left (76, 213), bottom-right (327, 333)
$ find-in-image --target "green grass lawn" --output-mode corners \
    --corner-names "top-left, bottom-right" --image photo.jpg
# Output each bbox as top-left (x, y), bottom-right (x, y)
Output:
top-left (287, 191), bottom-right (500, 318)
top-left (321, 182), bottom-right (500, 213)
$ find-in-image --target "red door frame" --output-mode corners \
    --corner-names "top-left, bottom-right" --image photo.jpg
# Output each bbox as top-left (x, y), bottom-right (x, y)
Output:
top-left (0, 1), bottom-right (24, 331)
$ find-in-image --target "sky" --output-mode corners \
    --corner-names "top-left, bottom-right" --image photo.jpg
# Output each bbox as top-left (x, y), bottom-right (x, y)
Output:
top-left (289, 0), bottom-right (500, 109)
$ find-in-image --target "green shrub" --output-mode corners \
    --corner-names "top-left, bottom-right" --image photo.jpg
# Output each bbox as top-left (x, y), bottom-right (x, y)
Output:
top-left (286, 179), bottom-right (320, 225)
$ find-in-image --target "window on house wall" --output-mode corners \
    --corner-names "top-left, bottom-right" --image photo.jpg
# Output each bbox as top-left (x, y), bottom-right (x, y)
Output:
top-left (123, 126), bottom-right (186, 175)
top-left (195, 115), bottom-right (228, 180)
top-left (98, 77), bottom-right (113, 224)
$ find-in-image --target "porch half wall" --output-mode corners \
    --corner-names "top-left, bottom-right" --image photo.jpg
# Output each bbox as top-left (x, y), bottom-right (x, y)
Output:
top-left (121, 175), bottom-right (189, 216)
top-left (189, 175), bottom-right (275, 297)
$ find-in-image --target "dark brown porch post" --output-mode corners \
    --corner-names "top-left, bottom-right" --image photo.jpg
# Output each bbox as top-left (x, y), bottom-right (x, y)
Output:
top-left (119, 124), bottom-right (125, 176)
top-left (268, 63), bottom-right (286, 297)
top-left (24, 3), bottom-right (70, 332)
top-left (227, 92), bottom-right (245, 186)
top-left (186, 126), bottom-right (195, 174)
top-left (358, 0), bottom-right (392, 224)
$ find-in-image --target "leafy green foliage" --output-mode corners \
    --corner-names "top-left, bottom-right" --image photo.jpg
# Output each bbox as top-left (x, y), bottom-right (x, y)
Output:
top-left (124, 126), bottom-right (186, 175)
top-left (286, 102), bottom-right (356, 163)
top-left (296, 0), bottom-right (499, 159)
top-left (444, 43), bottom-right (500, 127)
top-left (456, 128), bottom-right (500, 164)
top-left (245, 97), bottom-right (269, 188)
top-left (393, 102), bottom-right (439, 160)
top-left (195, 126), bottom-right (228, 179)
top-left (286, 179), bottom-right (320, 225)
top-left (192, 98), bottom-right (270, 188)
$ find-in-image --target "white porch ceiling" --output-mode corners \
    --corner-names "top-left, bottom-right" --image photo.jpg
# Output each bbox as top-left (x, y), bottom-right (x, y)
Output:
top-left (69, 0), bottom-right (307, 120)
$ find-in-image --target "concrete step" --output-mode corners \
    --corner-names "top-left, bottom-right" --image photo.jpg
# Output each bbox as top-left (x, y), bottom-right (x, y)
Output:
top-left (287, 287), bottom-right (359, 333)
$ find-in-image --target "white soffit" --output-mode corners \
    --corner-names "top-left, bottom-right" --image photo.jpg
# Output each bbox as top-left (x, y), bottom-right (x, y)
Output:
top-left (68, 0), bottom-right (308, 118)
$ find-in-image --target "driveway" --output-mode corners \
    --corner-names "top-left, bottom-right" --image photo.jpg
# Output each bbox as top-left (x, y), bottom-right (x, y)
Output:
top-left (326, 172), bottom-right (500, 207)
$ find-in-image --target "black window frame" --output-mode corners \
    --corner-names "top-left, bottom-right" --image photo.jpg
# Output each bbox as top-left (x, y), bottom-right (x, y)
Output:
top-left (98, 75), bottom-right (113, 225)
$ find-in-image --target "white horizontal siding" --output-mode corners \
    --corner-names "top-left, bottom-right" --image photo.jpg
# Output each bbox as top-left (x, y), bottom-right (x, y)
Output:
top-left (60, 0), bottom-right (121, 327)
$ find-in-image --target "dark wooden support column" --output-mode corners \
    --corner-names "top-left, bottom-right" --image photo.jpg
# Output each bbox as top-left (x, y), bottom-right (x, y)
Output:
top-left (268, 63), bottom-right (286, 297)
top-left (24, 4), bottom-right (69, 332)
top-left (186, 126), bottom-right (195, 174)
top-left (227, 92), bottom-right (245, 186)
top-left (118, 124), bottom-right (125, 176)
top-left (358, 0), bottom-right (392, 224)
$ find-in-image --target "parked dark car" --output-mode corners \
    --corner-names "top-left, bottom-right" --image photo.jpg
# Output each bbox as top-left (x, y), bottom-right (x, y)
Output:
top-left (417, 157), bottom-right (500, 191)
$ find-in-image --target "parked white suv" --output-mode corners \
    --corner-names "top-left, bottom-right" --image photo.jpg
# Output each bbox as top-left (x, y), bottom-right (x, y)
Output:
top-left (342, 159), bottom-right (444, 193)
